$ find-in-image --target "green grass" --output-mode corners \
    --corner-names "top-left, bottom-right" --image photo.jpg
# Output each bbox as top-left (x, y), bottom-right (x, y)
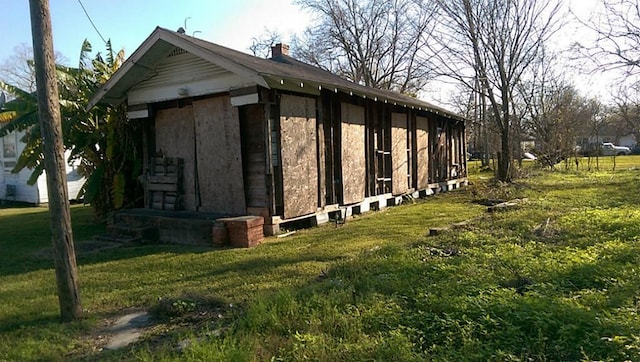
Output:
top-left (1, 156), bottom-right (640, 361)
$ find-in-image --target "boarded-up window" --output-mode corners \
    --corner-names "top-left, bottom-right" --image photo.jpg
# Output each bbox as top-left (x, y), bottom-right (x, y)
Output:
top-left (391, 112), bottom-right (409, 195)
top-left (416, 116), bottom-right (429, 189)
top-left (193, 96), bottom-right (246, 215)
top-left (341, 103), bottom-right (366, 204)
top-left (280, 94), bottom-right (318, 219)
top-left (154, 96), bottom-right (246, 214)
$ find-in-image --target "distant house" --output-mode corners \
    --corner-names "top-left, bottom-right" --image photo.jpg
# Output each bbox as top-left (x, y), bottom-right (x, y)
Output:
top-left (582, 133), bottom-right (636, 148)
top-left (1, 130), bottom-right (84, 204)
top-left (576, 123), bottom-right (637, 155)
top-left (89, 27), bottom-right (467, 238)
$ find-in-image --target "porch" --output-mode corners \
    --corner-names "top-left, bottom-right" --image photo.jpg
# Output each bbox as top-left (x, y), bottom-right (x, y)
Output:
top-left (96, 208), bottom-right (264, 247)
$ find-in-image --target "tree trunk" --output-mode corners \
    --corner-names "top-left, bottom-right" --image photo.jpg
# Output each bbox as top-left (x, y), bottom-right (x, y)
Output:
top-left (497, 131), bottom-right (512, 182)
top-left (29, 0), bottom-right (82, 322)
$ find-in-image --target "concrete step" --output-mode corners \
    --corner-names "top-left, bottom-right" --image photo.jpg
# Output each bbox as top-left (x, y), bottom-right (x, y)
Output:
top-left (94, 222), bottom-right (159, 244)
top-left (107, 209), bottom-right (226, 246)
top-left (94, 233), bottom-right (142, 244)
top-left (106, 223), bottom-right (159, 241)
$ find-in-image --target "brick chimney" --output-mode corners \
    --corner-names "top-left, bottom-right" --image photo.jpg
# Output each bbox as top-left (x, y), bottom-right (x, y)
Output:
top-left (271, 43), bottom-right (289, 57)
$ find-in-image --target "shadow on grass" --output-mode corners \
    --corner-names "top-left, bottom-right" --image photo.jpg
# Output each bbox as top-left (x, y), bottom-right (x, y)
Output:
top-left (0, 311), bottom-right (71, 335)
top-left (0, 205), bottom-right (228, 277)
top-left (0, 239), bottom-right (242, 277)
top-left (0, 241), bottom-right (345, 351)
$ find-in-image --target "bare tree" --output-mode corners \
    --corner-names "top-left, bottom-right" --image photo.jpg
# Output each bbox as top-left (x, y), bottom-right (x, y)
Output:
top-left (584, 99), bottom-right (606, 169)
top-left (294, 0), bottom-right (437, 94)
top-left (608, 84), bottom-right (640, 144)
top-left (449, 83), bottom-right (496, 167)
top-left (249, 28), bottom-right (282, 58)
top-left (574, 0), bottom-right (640, 77)
top-left (432, 0), bottom-right (562, 182)
top-left (0, 44), bottom-right (38, 93)
top-left (29, 0), bottom-right (82, 322)
top-left (515, 49), bottom-right (589, 168)
top-left (0, 43), bottom-right (67, 93)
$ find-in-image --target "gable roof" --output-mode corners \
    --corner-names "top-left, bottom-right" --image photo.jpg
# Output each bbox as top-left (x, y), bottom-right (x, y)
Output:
top-left (88, 27), bottom-right (463, 121)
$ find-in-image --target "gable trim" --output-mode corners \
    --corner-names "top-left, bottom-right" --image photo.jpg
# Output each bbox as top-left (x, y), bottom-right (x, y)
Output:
top-left (88, 27), bottom-right (269, 110)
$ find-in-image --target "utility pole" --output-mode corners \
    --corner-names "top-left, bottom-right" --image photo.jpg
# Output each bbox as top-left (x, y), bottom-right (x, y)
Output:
top-left (29, 0), bottom-right (82, 322)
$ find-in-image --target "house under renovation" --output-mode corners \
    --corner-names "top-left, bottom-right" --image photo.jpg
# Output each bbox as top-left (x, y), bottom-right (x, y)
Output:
top-left (89, 27), bottom-right (467, 245)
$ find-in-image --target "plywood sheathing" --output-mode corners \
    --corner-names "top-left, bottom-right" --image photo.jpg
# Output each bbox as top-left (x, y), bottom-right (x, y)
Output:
top-left (391, 112), bottom-right (409, 195)
top-left (416, 116), bottom-right (429, 189)
top-left (340, 103), bottom-right (366, 204)
top-left (155, 106), bottom-right (197, 210)
top-left (280, 94), bottom-right (318, 219)
top-left (193, 96), bottom-right (246, 215)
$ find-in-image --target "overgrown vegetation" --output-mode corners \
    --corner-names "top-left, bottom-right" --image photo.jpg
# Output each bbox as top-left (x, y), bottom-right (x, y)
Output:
top-left (0, 40), bottom-right (143, 219)
top-left (1, 157), bottom-right (639, 360)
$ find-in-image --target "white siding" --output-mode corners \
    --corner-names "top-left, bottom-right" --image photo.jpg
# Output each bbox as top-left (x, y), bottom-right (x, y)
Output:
top-left (1, 173), bottom-right (39, 204)
top-left (619, 134), bottom-right (636, 148)
top-left (36, 162), bottom-right (84, 204)
top-left (65, 164), bottom-right (84, 200)
top-left (1, 131), bottom-right (41, 204)
top-left (128, 50), bottom-right (255, 105)
top-left (1, 130), bottom-right (85, 204)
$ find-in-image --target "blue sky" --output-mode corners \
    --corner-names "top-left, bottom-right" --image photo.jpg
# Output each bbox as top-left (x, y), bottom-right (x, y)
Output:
top-left (0, 0), bottom-right (311, 65)
top-left (0, 0), bottom-right (616, 104)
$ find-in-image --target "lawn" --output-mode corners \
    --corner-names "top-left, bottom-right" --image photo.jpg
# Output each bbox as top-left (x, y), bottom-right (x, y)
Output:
top-left (1, 156), bottom-right (640, 361)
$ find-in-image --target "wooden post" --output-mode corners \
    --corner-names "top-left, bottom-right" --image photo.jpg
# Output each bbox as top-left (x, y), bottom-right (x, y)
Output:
top-left (29, 0), bottom-right (82, 322)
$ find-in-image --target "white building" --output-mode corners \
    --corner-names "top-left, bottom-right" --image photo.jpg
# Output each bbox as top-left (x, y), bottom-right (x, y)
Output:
top-left (1, 130), bottom-right (84, 205)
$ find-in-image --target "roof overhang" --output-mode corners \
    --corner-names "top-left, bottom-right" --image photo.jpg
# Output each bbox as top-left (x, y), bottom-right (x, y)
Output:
top-left (261, 73), bottom-right (466, 122)
top-left (87, 27), bottom-right (269, 110)
top-left (88, 27), bottom-right (464, 123)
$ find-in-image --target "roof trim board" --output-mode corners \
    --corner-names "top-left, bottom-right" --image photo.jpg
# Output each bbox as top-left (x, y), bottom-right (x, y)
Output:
top-left (88, 27), bottom-right (464, 122)
top-left (87, 27), bottom-right (269, 110)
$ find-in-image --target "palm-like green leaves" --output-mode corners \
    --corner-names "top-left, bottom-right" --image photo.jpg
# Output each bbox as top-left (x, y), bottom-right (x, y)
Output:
top-left (0, 40), bottom-right (142, 218)
top-left (0, 82), bottom-right (37, 128)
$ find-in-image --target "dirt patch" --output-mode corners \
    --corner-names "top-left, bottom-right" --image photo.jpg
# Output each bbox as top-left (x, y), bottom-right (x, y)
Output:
top-left (65, 309), bottom-right (156, 359)
top-left (66, 295), bottom-right (237, 359)
top-left (103, 311), bottom-right (153, 350)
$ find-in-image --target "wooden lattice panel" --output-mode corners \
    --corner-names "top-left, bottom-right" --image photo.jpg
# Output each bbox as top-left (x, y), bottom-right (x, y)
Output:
top-left (145, 157), bottom-right (184, 210)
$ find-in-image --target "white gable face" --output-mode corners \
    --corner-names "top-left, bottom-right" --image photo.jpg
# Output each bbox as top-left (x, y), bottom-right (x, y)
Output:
top-left (127, 48), bottom-right (257, 106)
